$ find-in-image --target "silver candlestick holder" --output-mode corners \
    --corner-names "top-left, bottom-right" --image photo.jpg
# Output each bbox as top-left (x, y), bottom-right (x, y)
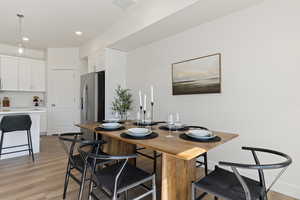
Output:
top-left (150, 102), bottom-right (154, 123)
top-left (143, 110), bottom-right (146, 125)
top-left (138, 106), bottom-right (143, 127)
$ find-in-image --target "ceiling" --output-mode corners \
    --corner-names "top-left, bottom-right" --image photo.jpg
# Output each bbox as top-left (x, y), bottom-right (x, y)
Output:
top-left (110, 0), bottom-right (263, 51)
top-left (0, 0), bottom-right (136, 49)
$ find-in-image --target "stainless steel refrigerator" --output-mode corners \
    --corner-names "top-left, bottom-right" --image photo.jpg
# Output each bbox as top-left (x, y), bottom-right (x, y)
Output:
top-left (80, 71), bottom-right (105, 137)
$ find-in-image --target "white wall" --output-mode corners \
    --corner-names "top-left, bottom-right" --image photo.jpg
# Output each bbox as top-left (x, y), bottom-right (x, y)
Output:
top-left (127, 0), bottom-right (300, 198)
top-left (104, 49), bottom-right (127, 119)
top-left (0, 43), bottom-right (45, 60)
top-left (88, 49), bottom-right (127, 119)
top-left (47, 48), bottom-right (81, 67)
top-left (87, 49), bottom-right (105, 73)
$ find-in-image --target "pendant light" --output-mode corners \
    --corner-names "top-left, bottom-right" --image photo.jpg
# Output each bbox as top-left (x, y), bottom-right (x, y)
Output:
top-left (17, 14), bottom-right (25, 55)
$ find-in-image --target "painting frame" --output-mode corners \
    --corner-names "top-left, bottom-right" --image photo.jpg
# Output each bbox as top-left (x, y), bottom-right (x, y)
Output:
top-left (172, 53), bottom-right (222, 95)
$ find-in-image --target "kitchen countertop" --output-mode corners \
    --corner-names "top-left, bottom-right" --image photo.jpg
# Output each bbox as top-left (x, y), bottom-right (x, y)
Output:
top-left (0, 107), bottom-right (46, 115)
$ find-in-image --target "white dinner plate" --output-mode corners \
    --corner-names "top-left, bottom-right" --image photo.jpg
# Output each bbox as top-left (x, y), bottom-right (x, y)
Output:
top-left (128, 128), bottom-right (149, 134)
top-left (102, 123), bottom-right (121, 129)
top-left (185, 132), bottom-right (216, 140)
top-left (188, 129), bottom-right (211, 137)
top-left (126, 130), bottom-right (152, 137)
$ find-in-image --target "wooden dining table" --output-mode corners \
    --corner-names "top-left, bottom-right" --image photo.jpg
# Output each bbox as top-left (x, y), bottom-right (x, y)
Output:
top-left (77, 122), bottom-right (238, 200)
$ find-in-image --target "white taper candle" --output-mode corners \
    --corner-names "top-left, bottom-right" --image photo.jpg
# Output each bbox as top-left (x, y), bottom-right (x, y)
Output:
top-left (150, 85), bottom-right (154, 103)
top-left (139, 90), bottom-right (142, 107)
top-left (144, 95), bottom-right (147, 111)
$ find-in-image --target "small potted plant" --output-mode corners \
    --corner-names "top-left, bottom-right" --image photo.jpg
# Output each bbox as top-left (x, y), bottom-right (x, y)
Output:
top-left (33, 96), bottom-right (40, 107)
top-left (112, 85), bottom-right (133, 120)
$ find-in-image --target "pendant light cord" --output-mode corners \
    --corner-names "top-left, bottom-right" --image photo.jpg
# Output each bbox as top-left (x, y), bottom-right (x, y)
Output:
top-left (17, 14), bottom-right (24, 43)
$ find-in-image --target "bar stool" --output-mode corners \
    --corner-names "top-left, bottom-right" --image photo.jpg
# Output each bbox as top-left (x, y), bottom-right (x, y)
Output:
top-left (0, 115), bottom-right (34, 162)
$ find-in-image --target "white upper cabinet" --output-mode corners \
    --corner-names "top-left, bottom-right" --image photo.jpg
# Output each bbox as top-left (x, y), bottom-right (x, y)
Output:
top-left (0, 55), bottom-right (46, 92)
top-left (0, 56), bottom-right (19, 90)
top-left (18, 58), bottom-right (32, 90)
top-left (31, 60), bottom-right (46, 91)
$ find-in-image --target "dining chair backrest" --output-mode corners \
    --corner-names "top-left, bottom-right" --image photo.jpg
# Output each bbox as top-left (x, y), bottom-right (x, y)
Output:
top-left (219, 147), bottom-right (292, 200)
top-left (0, 115), bottom-right (32, 133)
top-left (78, 141), bottom-right (138, 197)
top-left (58, 132), bottom-right (85, 166)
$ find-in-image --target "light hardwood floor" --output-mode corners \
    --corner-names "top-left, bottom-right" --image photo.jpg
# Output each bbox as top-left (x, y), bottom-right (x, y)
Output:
top-left (0, 136), bottom-right (296, 200)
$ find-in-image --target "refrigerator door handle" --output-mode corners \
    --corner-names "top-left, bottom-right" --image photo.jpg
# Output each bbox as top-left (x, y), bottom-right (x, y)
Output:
top-left (85, 85), bottom-right (89, 121)
top-left (81, 97), bottom-right (84, 110)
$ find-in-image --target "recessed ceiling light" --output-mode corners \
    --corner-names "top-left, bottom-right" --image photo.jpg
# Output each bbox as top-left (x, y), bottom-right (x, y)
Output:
top-left (75, 31), bottom-right (83, 36)
top-left (22, 36), bottom-right (29, 42)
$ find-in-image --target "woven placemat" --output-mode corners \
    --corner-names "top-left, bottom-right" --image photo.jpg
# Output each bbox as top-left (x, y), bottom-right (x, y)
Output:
top-left (159, 125), bottom-right (189, 131)
top-left (120, 132), bottom-right (159, 140)
top-left (95, 126), bottom-right (125, 132)
top-left (187, 126), bottom-right (208, 130)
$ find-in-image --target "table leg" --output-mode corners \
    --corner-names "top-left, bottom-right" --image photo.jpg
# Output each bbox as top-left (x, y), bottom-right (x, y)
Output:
top-left (102, 136), bottom-right (136, 165)
top-left (161, 153), bottom-right (196, 200)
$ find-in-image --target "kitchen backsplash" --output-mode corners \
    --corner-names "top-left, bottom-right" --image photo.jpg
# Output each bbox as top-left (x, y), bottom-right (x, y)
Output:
top-left (0, 92), bottom-right (46, 107)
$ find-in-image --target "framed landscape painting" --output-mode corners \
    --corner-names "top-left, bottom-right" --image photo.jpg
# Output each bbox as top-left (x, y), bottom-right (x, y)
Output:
top-left (172, 53), bottom-right (221, 95)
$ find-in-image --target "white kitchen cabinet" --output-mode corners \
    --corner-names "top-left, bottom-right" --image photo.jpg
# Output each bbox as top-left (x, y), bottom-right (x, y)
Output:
top-left (31, 60), bottom-right (46, 91)
top-left (0, 55), bottom-right (46, 92)
top-left (0, 56), bottom-right (19, 90)
top-left (18, 58), bottom-right (32, 90)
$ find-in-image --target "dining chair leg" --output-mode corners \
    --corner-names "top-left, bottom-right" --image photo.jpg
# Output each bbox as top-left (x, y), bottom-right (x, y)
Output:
top-left (153, 151), bottom-right (157, 174)
top-left (63, 161), bottom-right (71, 200)
top-left (0, 132), bottom-right (4, 158)
top-left (152, 175), bottom-right (157, 200)
top-left (204, 153), bottom-right (208, 176)
top-left (78, 163), bottom-right (88, 200)
top-left (260, 194), bottom-right (268, 200)
top-left (191, 183), bottom-right (195, 200)
top-left (124, 190), bottom-right (128, 200)
top-left (88, 174), bottom-right (94, 200)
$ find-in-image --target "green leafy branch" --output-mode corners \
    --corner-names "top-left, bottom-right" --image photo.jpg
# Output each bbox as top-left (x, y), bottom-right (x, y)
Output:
top-left (112, 85), bottom-right (133, 115)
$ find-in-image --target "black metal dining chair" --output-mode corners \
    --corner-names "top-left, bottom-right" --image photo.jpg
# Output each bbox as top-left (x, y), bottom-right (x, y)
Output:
top-left (136, 147), bottom-right (161, 174)
top-left (192, 147), bottom-right (292, 200)
top-left (78, 141), bottom-right (157, 200)
top-left (0, 115), bottom-right (34, 162)
top-left (58, 132), bottom-right (111, 200)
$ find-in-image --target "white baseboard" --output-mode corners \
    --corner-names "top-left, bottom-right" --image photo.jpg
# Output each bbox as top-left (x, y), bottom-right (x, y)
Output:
top-left (199, 159), bottom-right (300, 199)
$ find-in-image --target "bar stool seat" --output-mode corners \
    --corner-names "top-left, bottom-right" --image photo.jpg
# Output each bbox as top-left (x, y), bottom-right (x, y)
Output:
top-left (0, 115), bottom-right (34, 162)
